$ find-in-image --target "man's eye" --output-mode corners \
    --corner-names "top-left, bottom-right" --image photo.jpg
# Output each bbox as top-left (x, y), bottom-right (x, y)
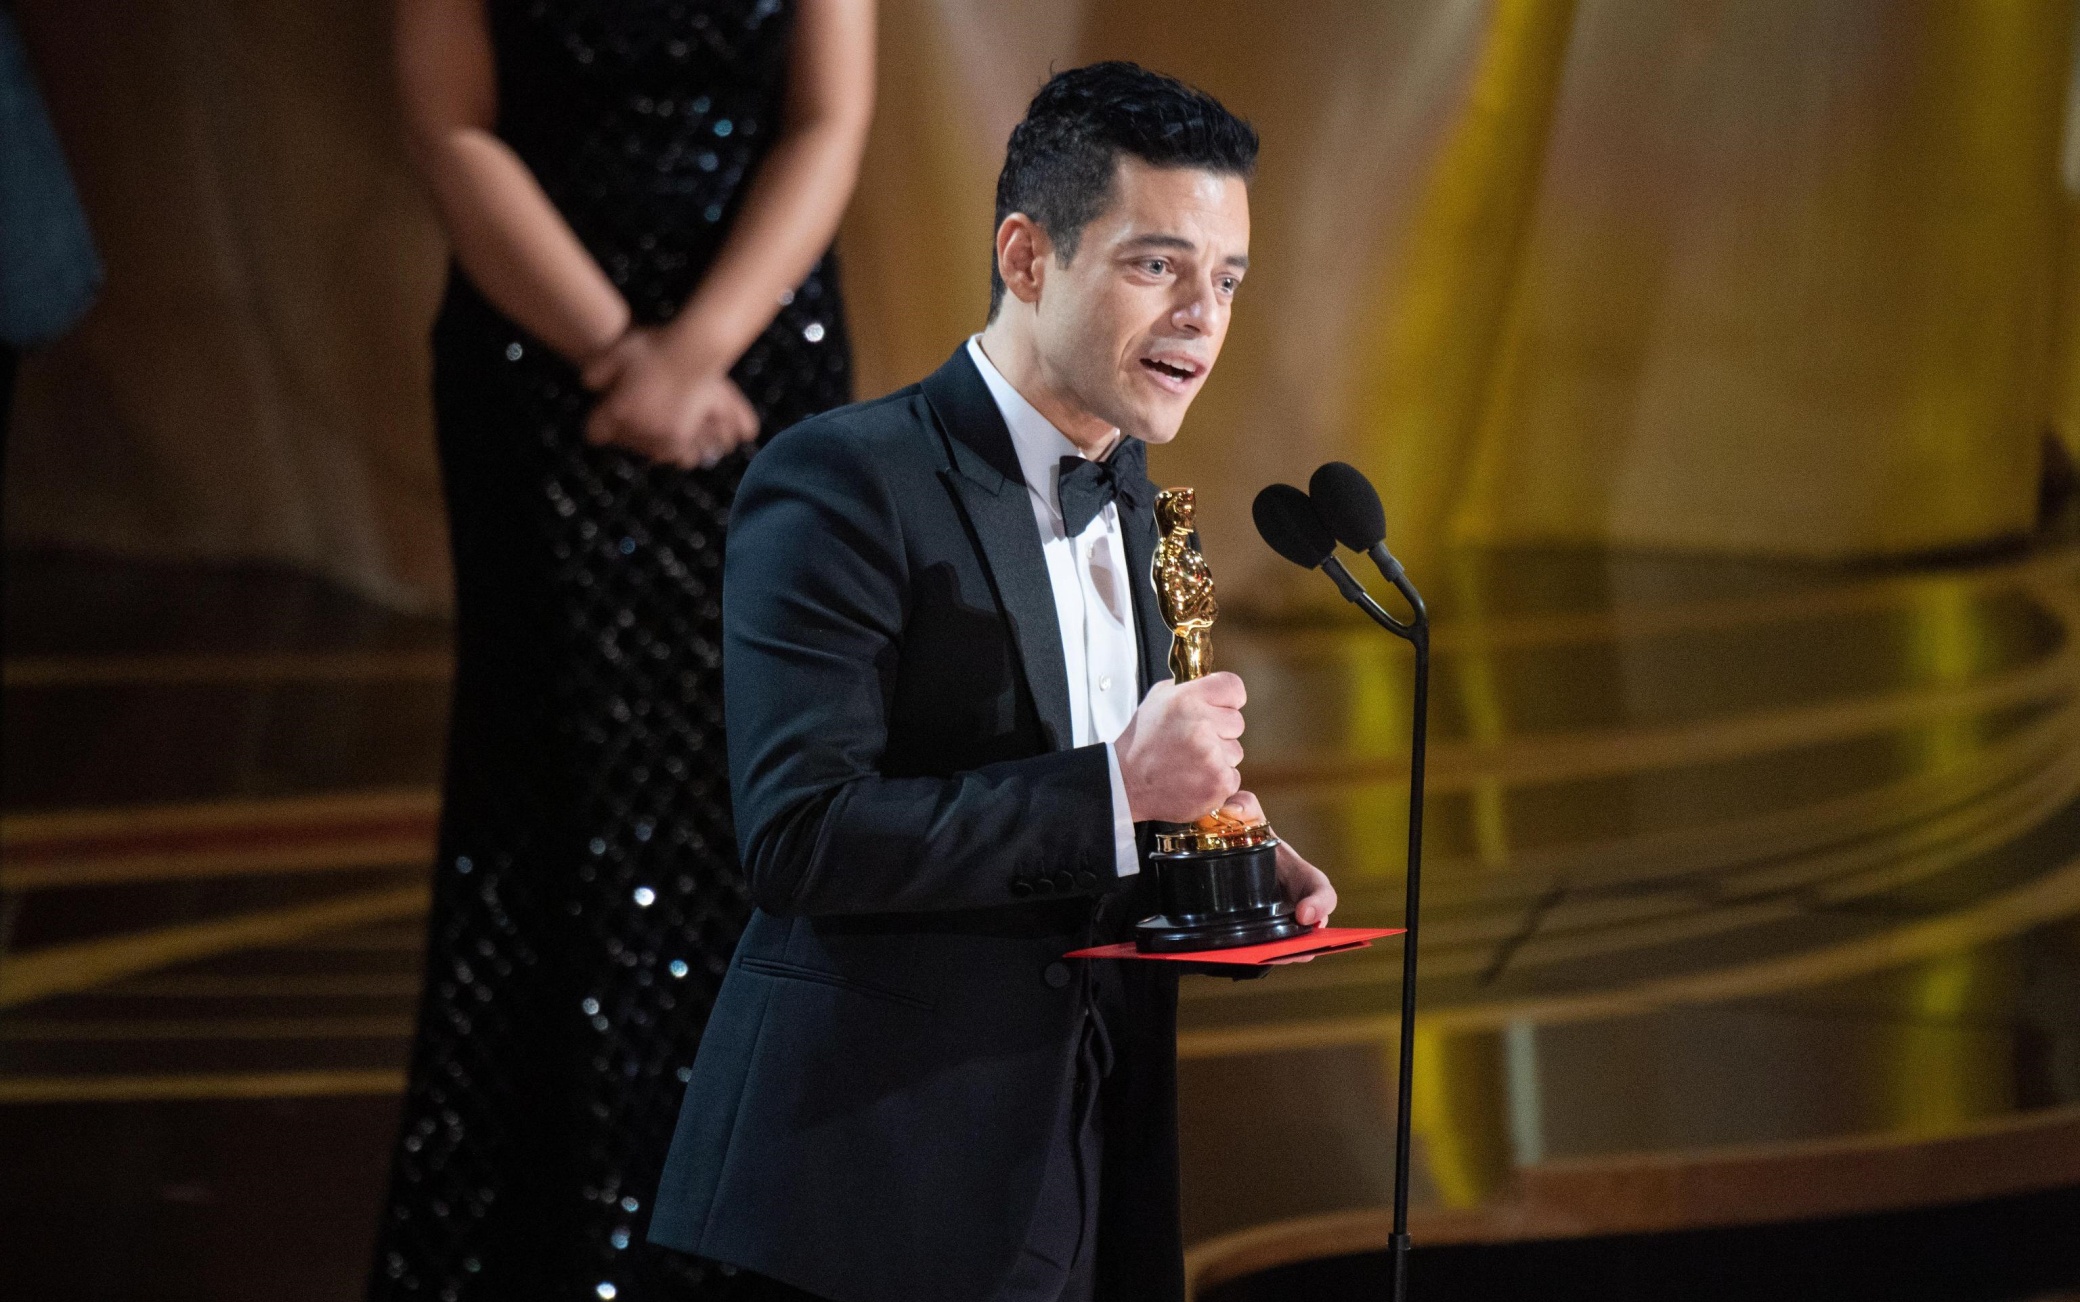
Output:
top-left (1219, 277), bottom-right (1239, 294)
top-left (1141, 259), bottom-right (1169, 275)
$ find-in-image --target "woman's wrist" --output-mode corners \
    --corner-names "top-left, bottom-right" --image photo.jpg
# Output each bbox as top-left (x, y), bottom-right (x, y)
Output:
top-left (658, 304), bottom-right (748, 381)
top-left (570, 296), bottom-right (635, 369)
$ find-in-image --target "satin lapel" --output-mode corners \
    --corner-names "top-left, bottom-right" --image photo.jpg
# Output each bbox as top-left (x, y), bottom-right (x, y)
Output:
top-left (921, 350), bottom-right (1076, 752)
top-left (1116, 449), bottom-right (1171, 700)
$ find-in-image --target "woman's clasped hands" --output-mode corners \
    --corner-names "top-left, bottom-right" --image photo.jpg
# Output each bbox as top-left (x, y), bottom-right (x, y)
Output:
top-left (581, 325), bottom-right (760, 469)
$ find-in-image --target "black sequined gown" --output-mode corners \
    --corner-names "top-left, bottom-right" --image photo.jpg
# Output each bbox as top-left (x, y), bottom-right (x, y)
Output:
top-left (372, 2), bottom-right (850, 1298)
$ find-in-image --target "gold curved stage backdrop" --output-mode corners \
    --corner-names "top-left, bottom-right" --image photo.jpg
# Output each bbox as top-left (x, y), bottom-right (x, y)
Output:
top-left (1173, 540), bottom-right (2080, 1289)
top-left (3, 1), bottom-right (2079, 1294)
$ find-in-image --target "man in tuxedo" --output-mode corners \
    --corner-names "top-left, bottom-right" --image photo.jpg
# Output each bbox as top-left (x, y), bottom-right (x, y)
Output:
top-left (648, 62), bottom-right (1337, 1302)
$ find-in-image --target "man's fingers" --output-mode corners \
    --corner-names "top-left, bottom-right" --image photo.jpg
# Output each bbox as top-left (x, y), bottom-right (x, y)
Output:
top-left (1183, 671), bottom-right (1246, 708)
top-left (1294, 871), bottom-right (1337, 927)
top-left (1275, 841), bottom-right (1338, 927)
top-left (1119, 670), bottom-right (1266, 824)
top-left (1296, 879), bottom-right (1337, 927)
top-left (1220, 790), bottom-right (1265, 823)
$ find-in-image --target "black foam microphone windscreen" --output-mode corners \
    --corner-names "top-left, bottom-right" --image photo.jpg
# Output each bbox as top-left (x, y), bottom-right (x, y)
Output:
top-left (1252, 483), bottom-right (1337, 569)
top-left (1308, 461), bottom-right (1387, 551)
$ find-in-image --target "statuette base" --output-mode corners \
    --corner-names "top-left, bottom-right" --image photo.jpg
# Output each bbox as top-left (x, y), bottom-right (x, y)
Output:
top-left (1135, 839), bottom-right (1311, 953)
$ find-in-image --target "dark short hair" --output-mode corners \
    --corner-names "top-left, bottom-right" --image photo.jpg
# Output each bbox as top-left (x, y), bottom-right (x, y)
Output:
top-left (989, 62), bottom-right (1258, 318)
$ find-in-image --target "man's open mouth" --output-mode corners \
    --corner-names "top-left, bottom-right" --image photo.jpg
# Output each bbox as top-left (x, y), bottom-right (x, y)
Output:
top-left (1140, 357), bottom-right (1200, 382)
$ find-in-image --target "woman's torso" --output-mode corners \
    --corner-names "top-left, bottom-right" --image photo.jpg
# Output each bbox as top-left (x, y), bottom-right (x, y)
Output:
top-left (488, 0), bottom-right (795, 323)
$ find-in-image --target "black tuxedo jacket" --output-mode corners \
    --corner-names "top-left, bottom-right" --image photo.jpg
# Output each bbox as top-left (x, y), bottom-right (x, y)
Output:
top-left (648, 348), bottom-right (1185, 1302)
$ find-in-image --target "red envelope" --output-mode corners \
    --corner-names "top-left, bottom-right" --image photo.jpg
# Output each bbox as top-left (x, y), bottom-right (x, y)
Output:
top-left (1064, 926), bottom-right (1402, 966)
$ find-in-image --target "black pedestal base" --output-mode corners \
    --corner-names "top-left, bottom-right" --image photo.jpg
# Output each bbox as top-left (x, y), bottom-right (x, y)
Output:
top-left (1135, 839), bottom-right (1307, 953)
top-left (1134, 910), bottom-right (1311, 953)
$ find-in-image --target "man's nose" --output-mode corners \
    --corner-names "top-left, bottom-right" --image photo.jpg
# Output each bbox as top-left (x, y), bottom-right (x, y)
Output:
top-left (1170, 293), bottom-right (1211, 335)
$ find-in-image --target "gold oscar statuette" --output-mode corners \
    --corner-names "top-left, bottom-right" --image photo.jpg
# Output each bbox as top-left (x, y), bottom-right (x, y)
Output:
top-left (1136, 488), bottom-right (1308, 952)
top-left (1150, 487), bottom-right (1277, 856)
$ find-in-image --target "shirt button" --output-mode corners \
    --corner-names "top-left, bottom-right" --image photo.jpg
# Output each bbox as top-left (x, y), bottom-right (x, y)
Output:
top-left (1043, 962), bottom-right (1072, 989)
top-left (1098, 676), bottom-right (1112, 692)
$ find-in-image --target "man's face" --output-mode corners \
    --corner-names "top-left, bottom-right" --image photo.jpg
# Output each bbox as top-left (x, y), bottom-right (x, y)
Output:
top-left (1030, 159), bottom-right (1250, 445)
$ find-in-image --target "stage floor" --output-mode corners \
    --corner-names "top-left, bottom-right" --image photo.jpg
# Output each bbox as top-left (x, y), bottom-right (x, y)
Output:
top-left (3, 540), bottom-right (2077, 1299)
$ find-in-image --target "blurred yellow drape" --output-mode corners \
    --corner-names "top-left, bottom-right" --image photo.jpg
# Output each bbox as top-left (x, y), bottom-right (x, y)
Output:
top-left (843, 0), bottom-right (2077, 608)
top-left (9, 0), bottom-right (2074, 607)
top-left (1453, 0), bottom-right (2071, 561)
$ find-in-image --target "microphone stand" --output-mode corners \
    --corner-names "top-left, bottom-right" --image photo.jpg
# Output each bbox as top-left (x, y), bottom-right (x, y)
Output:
top-left (1322, 549), bottom-right (1429, 1302)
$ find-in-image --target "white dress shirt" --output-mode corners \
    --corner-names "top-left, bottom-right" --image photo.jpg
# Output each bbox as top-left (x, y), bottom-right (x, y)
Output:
top-left (967, 336), bottom-right (1142, 879)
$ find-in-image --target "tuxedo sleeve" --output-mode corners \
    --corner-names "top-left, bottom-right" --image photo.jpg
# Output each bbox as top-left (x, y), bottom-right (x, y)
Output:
top-left (722, 422), bottom-right (1123, 917)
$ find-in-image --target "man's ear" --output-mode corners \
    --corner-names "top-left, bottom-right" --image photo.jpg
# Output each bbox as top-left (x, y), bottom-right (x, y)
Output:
top-left (995, 213), bottom-right (1051, 307)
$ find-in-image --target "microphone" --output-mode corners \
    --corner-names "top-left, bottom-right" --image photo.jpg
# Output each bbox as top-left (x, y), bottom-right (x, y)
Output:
top-left (1308, 460), bottom-right (1407, 582)
top-left (1253, 484), bottom-right (1404, 629)
top-left (1250, 482), bottom-right (1334, 568)
top-left (1305, 460), bottom-right (1386, 550)
top-left (1308, 462), bottom-right (1424, 628)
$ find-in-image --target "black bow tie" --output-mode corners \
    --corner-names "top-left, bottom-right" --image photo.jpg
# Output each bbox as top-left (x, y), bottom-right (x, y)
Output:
top-left (1056, 440), bottom-right (1149, 536)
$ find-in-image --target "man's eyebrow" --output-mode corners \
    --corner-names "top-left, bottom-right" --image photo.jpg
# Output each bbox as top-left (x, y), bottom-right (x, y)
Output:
top-left (1118, 233), bottom-right (1196, 253)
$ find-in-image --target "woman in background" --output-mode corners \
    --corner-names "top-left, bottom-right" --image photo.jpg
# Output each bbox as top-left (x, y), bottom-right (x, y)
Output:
top-left (376, 3), bottom-right (872, 1299)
